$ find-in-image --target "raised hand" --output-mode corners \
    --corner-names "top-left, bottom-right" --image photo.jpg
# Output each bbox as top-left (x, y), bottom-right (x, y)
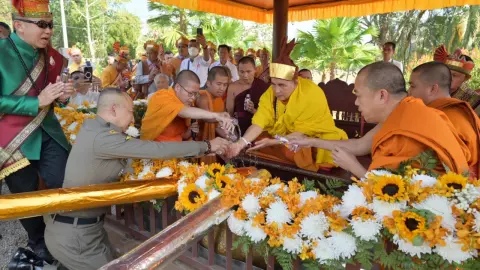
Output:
top-left (38, 82), bottom-right (64, 108)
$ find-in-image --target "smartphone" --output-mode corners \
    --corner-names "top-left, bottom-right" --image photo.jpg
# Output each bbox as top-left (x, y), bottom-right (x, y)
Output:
top-left (197, 27), bottom-right (203, 36)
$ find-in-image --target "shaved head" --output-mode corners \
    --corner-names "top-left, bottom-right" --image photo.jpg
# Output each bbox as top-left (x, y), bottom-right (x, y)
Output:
top-left (412, 62), bottom-right (451, 94)
top-left (97, 88), bottom-right (131, 113)
top-left (358, 62), bottom-right (406, 95)
top-left (175, 70), bottom-right (200, 86)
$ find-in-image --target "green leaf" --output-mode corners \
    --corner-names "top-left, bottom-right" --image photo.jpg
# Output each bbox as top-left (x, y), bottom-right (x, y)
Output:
top-left (302, 179), bottom-right (316, 191)
top-left (412, 235), bottom-right (424, 246)
top-left (271, 247), bottom-right (294, 270)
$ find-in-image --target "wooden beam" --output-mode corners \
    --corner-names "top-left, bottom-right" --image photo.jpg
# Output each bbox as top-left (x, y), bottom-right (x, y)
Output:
top-left (273, 0), bottom-right (288, 59)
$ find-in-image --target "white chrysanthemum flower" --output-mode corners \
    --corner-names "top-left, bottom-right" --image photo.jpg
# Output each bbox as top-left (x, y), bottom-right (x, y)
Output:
top-left (208, 189), bottom-right (221, 201)
top-left (473, 211), bottom-right (480, 233)
top-left (69, 134), bottom-right (76, 141)
top-left (89, 103), bottom-right (97, 109)
top-left (59, 119), bottom-right (67, 126)
top-left (177, 181), bottom-right (187, 195)
top-left (125, 126), bottom-right (140, 138)
top-left (412, 174), bottom-right (437, 187)
top-left (67, 122), bottom-right (78, 131)
top-left (435, 235), bottom-right (474, 263)
top-left (350, 218), bottom-right (381, 241)
top-left (340, 185), bottom-right (367, 217)
top-left (156, 167), bottom-right (173, 178)
top-left (178, 161), bottom-right (191, 168)
top-left (370, 199), bottom-right (407, 221)
top-left (299, 191), bottom-right (318, 207)
top-left (266, 200), bottom-right (292, 225)
top-left (300, 212), bottom-right (329, 240)
top-left (248, 177), bottom-right (261, 184)
top-left (225, 173), bottom-right (236, 180)
top-left (195, 175), bottom-right (210, 191)
top-left (413, 195), bottom-right (456, 231)
top-left (227, 214), bottom-right (246, 236)
top-left (241, 194), bottom-right (261, 216)
top-left (282, 234), bottom-right (303, 254)
top-left (454, 184), bottom-right (480, 211)
top-left (244, 220), bottom-right (267, 243)
top-left (329, 231), bottom-right (357, 259)
top-left (313, 238), bottom-right (337, 262)
top-left (393, 235), bottom-right (432, 257)
top-left (150, 199), bottom-right (156, 204)
top-left (133, 100), bottom-right (142, 106)
top-left (262, 184), bottom-right (282, 195)
top-left (137, 165), bottom-right (152, 180)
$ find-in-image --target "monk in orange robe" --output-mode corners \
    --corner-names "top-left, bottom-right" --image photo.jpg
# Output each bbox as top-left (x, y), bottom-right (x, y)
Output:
top-left (408, 61), bottom-right (479, 176)
top-left (290, 62), bottom-right (469, 177)
top-left (141, 70), bottom-right (235, 143)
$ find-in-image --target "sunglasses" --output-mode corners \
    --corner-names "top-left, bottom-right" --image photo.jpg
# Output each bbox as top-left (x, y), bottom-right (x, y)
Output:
top-left (16, 18), bottom-right (54, 29)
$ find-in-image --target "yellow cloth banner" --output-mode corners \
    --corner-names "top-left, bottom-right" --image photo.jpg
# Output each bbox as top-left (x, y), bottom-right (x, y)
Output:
top-left (0, 179), bottom-right (177, 220)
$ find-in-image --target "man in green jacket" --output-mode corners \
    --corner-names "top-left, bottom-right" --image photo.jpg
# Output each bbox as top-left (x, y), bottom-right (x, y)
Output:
top-left (0, 0), bottom-right (74, 263)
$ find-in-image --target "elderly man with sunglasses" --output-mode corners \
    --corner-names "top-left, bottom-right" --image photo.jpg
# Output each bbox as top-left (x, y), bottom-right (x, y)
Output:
top-left (141, 70), bottom-right (235, 145)
top-left (0, 0), bottom-right (75, 264)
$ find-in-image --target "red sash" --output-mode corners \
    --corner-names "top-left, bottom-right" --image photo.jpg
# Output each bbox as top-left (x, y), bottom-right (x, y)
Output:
top-left (0, 52), bottom-right (50, 179)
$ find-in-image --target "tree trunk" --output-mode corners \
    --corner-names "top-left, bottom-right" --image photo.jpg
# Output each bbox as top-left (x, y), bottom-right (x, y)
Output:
top-left (402, 10), bottom-right (426, 70)
top-left (321, 71), bottom-right (326, 83)
top-left (329, 62), bottom-right (336, 81)
top-left (179, 11), bottom-right (187, 34)
top-left (378, 14), bottom-right (390, 46)
top-left (85, 0), bottom-right (96, 62)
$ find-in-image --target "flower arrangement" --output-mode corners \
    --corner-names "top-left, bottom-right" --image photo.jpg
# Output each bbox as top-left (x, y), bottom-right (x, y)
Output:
top-left (170, 150), bottom-right (480, 270)
top-left (54, 107), bottom-right (95, 144)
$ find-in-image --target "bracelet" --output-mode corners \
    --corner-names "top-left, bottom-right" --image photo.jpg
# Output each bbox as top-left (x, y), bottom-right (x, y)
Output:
top-left (240, 137), bottom-right (251, 147)
top-left (204, 140), bottom-right (212, 154)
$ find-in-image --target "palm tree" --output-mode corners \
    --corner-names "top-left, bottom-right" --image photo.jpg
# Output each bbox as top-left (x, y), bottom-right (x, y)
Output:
top-left (292, 17), bottom-right (378, 81)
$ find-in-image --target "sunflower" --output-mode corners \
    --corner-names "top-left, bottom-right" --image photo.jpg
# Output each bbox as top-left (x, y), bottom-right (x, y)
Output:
top-left (438, 172), bottom-right (467, 194)
top-left (394, 211), bottom-right (427, 242)
top-left (372, 175), bottom-right (408, 203)
top-left (215, 175), bottom-right (232, 190)
top-left (178, 184), bottom-right (207, 212)
top-left (207, 163), bottom-right (225, 177)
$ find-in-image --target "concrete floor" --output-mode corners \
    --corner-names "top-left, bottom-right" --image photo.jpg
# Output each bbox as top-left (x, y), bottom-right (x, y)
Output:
top-left (0, 182), bottom-right (192, 270)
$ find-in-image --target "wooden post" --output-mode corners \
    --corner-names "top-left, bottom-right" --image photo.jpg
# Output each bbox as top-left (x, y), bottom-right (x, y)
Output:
top-left (273, 0), bottom-right (289, 59)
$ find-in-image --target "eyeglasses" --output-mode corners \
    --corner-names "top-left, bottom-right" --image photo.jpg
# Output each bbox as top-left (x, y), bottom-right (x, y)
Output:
top-left (178, 83), bottom-right (199, 98)
top-left (15, 18), bottom-right (54, 29)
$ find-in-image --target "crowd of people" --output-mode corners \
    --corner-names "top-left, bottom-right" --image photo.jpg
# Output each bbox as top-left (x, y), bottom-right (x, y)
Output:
top-left (1, 0), bottom-right (480, 269)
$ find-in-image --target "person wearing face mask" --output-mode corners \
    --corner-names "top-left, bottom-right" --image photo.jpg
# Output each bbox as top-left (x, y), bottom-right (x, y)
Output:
top-left (226, 56), bottom-right (270, 135)
top-left (226, 38), bottom-right (348, 172)
top-left (179, 36), bottom-right (212, 88)
top-left (141, 70), bottom-right (234, 143)
top-left (0, 0), bottom-right (75, 263)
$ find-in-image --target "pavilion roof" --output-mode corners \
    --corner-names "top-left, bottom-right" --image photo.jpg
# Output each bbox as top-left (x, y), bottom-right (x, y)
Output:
top-left (151, 0), bottom-right (480, 23)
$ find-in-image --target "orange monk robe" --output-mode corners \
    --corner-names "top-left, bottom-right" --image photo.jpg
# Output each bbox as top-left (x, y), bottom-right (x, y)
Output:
top-left (428, 97), bottom-right (480, 176)
top-left (141, 88), bottom-right (187, 142)
top-left (196, 90), bottom-right (226, 164)
top-left (197, 91), bottom-right (225, 141)
top-left (168, 57), bottom-right (183, 75)
top-left (371, 97), bottom-right (469, 174)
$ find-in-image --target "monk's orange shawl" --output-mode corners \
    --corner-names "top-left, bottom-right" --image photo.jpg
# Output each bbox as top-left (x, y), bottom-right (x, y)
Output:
top-left (198, 90), bottom-right (225, 141)
top-left (429, 97), bottom-right (480, 176)
top-left (371, 97), bottom-right (469, 174)
top-left (141, 88), bottom-right (186, 142)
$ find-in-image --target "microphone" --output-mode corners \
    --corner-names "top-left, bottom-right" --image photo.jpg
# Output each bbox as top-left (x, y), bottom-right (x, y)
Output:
top-left (191, 119), bottom-right (197, 140)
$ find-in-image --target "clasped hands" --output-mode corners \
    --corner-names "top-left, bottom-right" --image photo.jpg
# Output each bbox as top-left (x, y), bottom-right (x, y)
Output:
top-left (38, 76), bottom-right (75, 108)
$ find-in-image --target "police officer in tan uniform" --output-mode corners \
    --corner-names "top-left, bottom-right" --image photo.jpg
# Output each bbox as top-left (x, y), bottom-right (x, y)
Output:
top-left (43, 88), bottom-right (230, 270)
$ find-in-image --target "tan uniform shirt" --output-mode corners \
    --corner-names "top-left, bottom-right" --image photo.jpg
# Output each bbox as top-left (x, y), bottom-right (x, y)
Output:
top-left (63, 116), bottom-right (208, 218)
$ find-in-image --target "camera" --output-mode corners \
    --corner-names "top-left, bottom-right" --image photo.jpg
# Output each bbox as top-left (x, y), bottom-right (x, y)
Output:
top-left (84, 61), bottom-right (93, 82)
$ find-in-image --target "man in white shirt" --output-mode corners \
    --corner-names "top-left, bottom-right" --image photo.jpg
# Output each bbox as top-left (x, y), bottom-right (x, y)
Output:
top-left (382, 42), bottom-right (403, 72)
top-left (209, 44), bottom-right (239, 82)
top-left (180, 36), bottom-right (211, 87)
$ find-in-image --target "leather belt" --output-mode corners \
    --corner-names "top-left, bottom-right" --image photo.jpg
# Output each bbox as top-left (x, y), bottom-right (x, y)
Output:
top-left (51, 214), bottom-right (105, 225)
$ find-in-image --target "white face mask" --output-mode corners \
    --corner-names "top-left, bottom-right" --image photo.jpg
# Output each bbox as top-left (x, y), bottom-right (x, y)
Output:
top-left (188, 47), bottom-right (199, 57)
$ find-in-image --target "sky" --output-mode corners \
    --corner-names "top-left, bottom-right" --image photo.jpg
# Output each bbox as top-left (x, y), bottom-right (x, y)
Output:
top-left (120, 0), bottom-right (315, 38)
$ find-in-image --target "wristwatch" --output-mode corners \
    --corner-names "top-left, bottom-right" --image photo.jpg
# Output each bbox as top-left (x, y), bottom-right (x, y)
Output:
top-left (204, 140), bottom-right (212, 154)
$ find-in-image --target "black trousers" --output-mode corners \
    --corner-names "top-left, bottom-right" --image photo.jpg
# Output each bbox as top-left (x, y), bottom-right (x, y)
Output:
top-left (4, 129), bottom-right (68, 248)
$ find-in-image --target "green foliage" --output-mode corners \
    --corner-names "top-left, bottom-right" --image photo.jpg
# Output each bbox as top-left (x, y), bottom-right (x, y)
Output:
top-left (151, 199), bottom-right (165, 213)
top-left (457, 257), bottom-right (480, 270)
top-left (398, 149), bottom-right (439, 176)
top-left (302, 259), bottom-right (321, 270)
top-left (232, 235), bottom-right (253, 257)
top-left (317, 177), bottom-right (346, 198)
top-left (271, 247), bottom-right (295, 270)
top-left (302, 179), bottom-right (316, 192)
top-left (0, 0), bottom-right (10, 26)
